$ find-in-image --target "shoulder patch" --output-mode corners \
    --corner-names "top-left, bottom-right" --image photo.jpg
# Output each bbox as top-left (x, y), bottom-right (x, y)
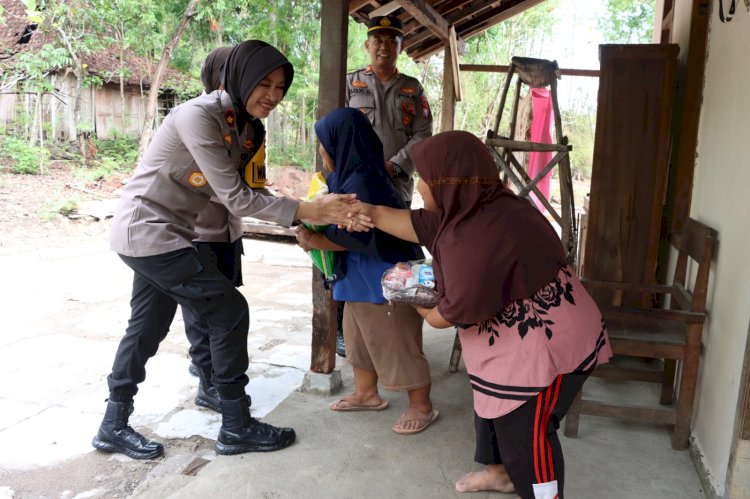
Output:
top-left (223, 133), bottom-right (233, 145)
top-left (421, 95), bottom-right (431, 118)
top-left (188, 171), bottom-right (207, 187)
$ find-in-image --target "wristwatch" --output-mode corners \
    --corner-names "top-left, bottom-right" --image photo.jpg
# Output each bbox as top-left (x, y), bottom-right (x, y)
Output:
top-left (392, 163), bottom-right (406, 178)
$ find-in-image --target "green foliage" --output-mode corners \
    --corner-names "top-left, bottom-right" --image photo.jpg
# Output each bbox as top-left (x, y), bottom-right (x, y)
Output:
top-left (598, 0), bottom-right (655, 43)
top-left (95, 131), bottom-right (138, 165)
top-left (0, 136), bottom-right (48, 174)
top-left (563, 107), bottom-right (596, 180)
top-left (1, 0), bottom-right (658, 187)
top-left (78, 131), bottom-right (138, 181)
top-left (269, 143), bottom-right (316, 171)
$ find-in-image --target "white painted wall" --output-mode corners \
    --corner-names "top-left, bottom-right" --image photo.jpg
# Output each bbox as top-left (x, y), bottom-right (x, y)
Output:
top-left (690, 6), bottom-right (750, 496)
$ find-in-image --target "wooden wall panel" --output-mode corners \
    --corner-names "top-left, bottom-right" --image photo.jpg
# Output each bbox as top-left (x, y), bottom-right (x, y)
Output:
top-left (583, 44), bottom-right (679, 306)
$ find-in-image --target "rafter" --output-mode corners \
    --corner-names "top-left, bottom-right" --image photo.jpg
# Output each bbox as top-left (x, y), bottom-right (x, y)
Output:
top-left (395, 0), bottom-right (450, 42)
top-left (348, 0), bottom-right (379, 14)
top-left (403, 0), bottom-right (495, 49)
top-left (408, 0), bottom-right (547, 60)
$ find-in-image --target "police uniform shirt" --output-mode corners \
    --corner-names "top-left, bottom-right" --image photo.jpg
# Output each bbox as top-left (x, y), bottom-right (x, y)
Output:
top-left (192, 198), bottom-right (241, 243)
top-left (111, 90), bottom-right (298, 257)
top-left (194, 183), bottom-right (274, 244)
top-left (345, 65), bottom-right (433, 203)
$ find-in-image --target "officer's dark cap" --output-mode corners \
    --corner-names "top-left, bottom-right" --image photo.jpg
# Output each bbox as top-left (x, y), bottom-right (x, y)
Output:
top-left (367, 16), bottom-right (404, 37)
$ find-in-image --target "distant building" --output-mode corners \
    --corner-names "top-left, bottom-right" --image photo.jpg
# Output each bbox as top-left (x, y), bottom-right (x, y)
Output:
top-left (0, 0), bottom-right (193, 141)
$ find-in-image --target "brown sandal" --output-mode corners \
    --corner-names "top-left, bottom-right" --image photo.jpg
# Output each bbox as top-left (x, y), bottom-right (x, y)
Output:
top-left (330, 398), bottom-right (389, 412)
top-left (392, 408), bottom-right (439, 435)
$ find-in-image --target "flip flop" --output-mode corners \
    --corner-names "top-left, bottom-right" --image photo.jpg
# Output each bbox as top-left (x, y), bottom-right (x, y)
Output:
top-left (392, 408), bottom-right (440, 435)
top-left (330, 398), bottom-right (389, 412)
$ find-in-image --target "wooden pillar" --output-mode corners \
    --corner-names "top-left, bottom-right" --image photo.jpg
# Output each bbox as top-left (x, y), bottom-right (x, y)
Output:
top-left (441, 47), bottom-right (455, 132)
top-left (310, 1), bottom-right (348, 374)
top-left (664, 0), bottom-right (710, 236)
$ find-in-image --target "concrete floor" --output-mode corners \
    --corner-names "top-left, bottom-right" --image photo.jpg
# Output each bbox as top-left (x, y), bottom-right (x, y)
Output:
top-left (0, 234), bottom-right (706, 499)
top-left (131, 327), bottom-right (706, 499)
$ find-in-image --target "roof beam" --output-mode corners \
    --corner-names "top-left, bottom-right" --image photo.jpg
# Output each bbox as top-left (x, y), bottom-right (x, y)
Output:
top-left (408, 0), bottom-right (547, 60)
top-left (369, 1), bottom-right (401, 17)
top-left (459, 0), bottom-right (547, 35)
top-left (348, 0), bottom-right (379, 15)
top-left (395, 0), bottom-right (450, 42)
top-left (403, 0), bottom-right (493, 49)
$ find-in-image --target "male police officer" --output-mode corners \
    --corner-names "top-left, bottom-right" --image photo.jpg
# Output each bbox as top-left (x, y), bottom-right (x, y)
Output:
top-left (346, 15), bottom-right (433, 207)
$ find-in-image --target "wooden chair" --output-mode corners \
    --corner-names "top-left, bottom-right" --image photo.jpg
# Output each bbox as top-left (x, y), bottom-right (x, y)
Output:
top-left (564, 218), bottom-right (717, 450)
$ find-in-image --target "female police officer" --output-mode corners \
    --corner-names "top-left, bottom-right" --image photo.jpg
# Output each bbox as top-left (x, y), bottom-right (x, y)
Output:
top-left (92, 40), bottom-right (360, 459)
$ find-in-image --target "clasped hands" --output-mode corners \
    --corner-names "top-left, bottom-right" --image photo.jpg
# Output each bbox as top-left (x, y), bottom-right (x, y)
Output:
top-left (299, 193), bottom-right (375, 233)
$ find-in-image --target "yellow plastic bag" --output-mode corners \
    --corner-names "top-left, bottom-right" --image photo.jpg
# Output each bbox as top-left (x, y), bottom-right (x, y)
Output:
top-left (304, 172), bottom-right (328, 201)
top-left (302, 172), bottom-right (336, 281)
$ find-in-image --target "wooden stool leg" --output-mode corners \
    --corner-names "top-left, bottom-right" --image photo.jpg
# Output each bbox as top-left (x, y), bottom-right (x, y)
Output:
top-left (564, 390), bottom-right (583, 437)
top-left (449, 330), bottom-right (462, 373)
top-left (660, 358), bottom-right (677, 405)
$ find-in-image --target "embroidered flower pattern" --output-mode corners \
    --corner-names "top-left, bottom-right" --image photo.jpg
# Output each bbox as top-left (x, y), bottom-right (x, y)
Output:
top-left (477, 267), bottom-right (575, 346)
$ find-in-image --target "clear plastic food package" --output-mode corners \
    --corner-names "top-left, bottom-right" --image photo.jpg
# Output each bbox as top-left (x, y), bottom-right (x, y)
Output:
top-left (381, 259), bottom-right (439, 307)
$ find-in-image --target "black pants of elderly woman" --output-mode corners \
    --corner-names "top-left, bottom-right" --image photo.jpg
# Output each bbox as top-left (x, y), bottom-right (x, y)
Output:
top-left (474, 371), bottom-right (590, 499)
top-left (92, 247), bottom-right (295, 459)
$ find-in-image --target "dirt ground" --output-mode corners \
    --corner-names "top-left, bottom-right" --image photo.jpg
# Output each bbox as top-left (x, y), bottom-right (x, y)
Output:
top-left (0, 162), bottom-right (315, 499)
top-left (0, 161), bottom-right (313, 250)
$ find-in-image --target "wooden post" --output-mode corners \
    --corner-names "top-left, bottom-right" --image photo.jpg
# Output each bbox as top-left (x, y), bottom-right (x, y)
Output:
top-left (310, 1), bottom-right (348, 374)
top-left (664, 0), bottom-right (710, 236)
top-left (441, 46), bottom-right (455, 132)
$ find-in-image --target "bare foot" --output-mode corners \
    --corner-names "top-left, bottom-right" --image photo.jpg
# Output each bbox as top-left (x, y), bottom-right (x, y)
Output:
top-left (455, 465), bottom-right (515, 493)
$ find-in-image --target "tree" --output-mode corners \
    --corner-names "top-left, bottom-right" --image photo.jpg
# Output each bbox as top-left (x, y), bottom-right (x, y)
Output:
top-left (598, 0), bottom-right (655, 43)
top-left (137, 0), bottom-right (200, 157)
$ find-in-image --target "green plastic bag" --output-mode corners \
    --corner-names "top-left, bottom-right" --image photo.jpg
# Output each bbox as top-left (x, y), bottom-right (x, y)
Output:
top-left (303, 173), bottom-right (337, 282)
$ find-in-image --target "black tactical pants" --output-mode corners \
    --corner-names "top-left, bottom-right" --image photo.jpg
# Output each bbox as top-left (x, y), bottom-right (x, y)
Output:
top-left (107, 248), bottom-right (249, 402)
top-left (182, 239), bottom-right (244, 371)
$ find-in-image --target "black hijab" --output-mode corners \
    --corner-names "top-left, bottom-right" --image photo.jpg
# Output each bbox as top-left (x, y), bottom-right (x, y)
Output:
top-left (221, 40), bottom-right (294, 131)
top-left (200, 46), bottom-right (232, 92)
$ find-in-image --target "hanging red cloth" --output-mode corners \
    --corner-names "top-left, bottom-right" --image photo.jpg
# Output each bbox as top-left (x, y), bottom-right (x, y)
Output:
top-left (528, 88), bottom-right (554, 214)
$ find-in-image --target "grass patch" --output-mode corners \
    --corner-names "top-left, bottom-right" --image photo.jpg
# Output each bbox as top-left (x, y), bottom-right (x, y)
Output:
top-left (41, 197), bottom-right (79, 220)
top-left (0, 136), bottom-right (49, 175)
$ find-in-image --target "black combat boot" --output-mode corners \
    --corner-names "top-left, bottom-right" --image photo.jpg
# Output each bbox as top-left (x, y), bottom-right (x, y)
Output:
top-left (188, 362), bottom-right (200, 377)
top-left (194, 367), bottom-right (252, 413)
top-left (91, 399), bottom-right (163, 459)
top-left (194, 366), bottom-right (221, 412)
top-left (215, 397), bottom-right (295, 455)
